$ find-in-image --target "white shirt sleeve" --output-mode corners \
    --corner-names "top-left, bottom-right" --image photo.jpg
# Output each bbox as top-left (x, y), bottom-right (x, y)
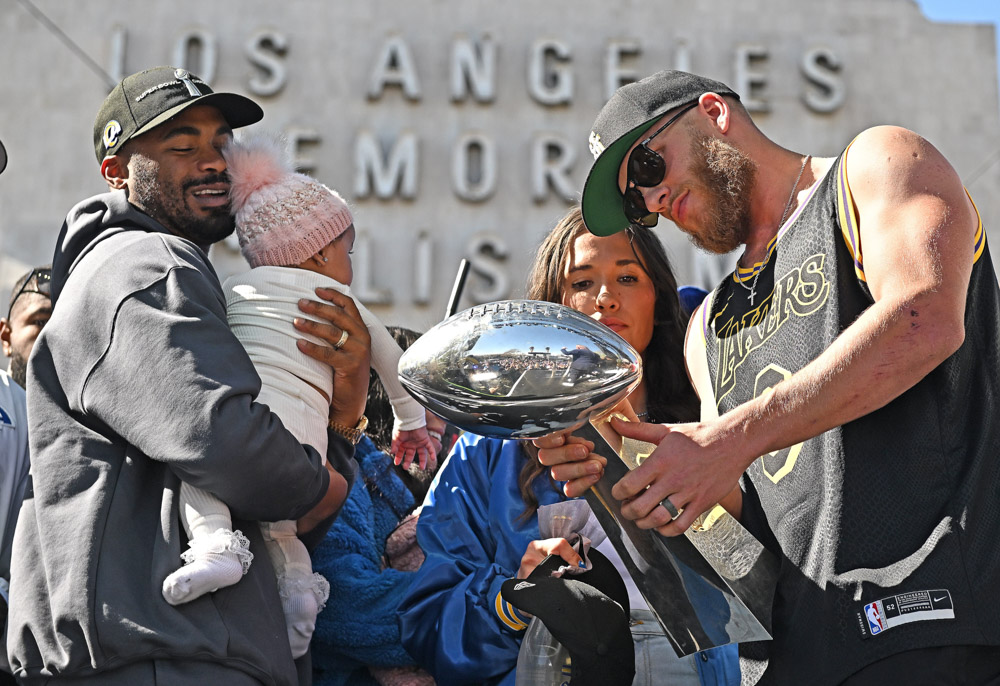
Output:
top-left (318, 280), bottom-right (426, 432)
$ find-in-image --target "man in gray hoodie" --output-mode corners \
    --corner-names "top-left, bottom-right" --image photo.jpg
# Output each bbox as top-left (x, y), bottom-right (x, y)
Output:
top-left (7, 67), bottom-right (372, 686)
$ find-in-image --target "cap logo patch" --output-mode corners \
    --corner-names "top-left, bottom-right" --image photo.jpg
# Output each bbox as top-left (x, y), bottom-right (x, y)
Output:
top-left (174, 68), bottom-right (203, 97)
top-left (103, 120), bottom-right (122, 149)
top-left (588, 131), bottom-right (605, 159)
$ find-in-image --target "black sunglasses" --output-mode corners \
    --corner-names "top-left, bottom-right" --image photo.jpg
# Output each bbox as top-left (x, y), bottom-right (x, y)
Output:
top-left (7, 268), bottom-right (52, 319)
top-left (622, 102), bottom-right (699, 227)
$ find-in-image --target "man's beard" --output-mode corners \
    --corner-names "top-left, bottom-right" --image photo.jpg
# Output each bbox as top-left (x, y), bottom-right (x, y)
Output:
top-left (684, 135), bottom-right (757, 255)
top-left (8, 349), bottom-right (27, 389)
top-left (130, 155), bottom-right (235, 245)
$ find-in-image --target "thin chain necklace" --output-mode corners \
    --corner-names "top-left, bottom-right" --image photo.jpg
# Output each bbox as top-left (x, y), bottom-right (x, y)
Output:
top-left (736, 155), bottom-right (810, 306)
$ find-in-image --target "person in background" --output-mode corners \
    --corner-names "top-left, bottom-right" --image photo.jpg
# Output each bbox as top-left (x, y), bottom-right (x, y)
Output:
top-left (0, 265), bottom-right (50, 600)
top-left (0, 141), bottom-right (31, 686)
top-left (1, 266), bottom-right (53, 391)
top-left (312, 326), bottom-right (455, 686)
top-left (7, 66), bottom-right (369, 686)
top-left (540, 69), bottom-right (1000, 684)
top-left (398, 206), bottom-right (738, 686)
top-left (559, 343), bottom-right (600, 385)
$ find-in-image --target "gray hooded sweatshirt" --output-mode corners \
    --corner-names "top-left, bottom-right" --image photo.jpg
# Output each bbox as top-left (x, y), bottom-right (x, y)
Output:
top-left (8, 191), bottom-right (355, 685)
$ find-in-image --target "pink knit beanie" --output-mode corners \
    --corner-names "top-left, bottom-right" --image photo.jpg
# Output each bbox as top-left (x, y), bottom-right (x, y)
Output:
top-left (224, 133), bottom-right (353, 268)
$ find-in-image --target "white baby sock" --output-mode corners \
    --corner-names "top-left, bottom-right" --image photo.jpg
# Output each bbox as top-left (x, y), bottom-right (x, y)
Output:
top-left (279, 567), bottom-right (331, 658)
top-left (162, 528), bottom-right (254, 606)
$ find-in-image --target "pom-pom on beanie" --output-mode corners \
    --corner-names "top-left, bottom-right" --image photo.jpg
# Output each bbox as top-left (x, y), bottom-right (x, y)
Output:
top-left (224, 132), bottom-right (353, 267)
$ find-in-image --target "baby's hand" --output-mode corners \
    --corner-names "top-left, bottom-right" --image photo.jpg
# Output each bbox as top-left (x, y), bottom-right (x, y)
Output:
top-left (391, 426), bottom-right (435, 470)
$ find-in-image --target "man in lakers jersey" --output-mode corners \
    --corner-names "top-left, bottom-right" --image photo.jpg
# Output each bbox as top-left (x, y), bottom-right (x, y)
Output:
top-left (539, 70), bottom-right (1000, 684)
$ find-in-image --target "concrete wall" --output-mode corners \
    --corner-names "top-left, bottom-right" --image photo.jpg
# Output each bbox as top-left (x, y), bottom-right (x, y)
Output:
top-left (0, 0), bottom-right (997, 336)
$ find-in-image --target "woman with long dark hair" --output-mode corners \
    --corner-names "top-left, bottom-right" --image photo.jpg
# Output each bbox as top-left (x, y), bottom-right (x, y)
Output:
top-left (399, 207), bottom-right (738, 685)
top-left (514, 207), bottom-right (700, 518)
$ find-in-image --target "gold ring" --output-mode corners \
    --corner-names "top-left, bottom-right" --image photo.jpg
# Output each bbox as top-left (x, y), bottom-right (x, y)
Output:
top-left (333, 329), bottom-right (349, 350)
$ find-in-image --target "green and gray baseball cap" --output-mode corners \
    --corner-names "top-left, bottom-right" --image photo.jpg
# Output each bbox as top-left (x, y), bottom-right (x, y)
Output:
top-left (93, 66), bottom-right (263, 163)
top-left (581, 70), bottom-right (739, 237)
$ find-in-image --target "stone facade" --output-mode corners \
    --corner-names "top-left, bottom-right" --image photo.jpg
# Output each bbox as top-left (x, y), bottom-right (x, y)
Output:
top-left (0, 0), bottom-right (997, 334)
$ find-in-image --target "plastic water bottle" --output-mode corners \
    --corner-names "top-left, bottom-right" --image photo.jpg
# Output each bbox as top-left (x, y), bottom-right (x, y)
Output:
top-left (515, 617), bottom-right (573, 686)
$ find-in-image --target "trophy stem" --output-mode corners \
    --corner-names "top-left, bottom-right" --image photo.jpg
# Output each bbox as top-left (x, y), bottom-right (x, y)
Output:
top-left (576, 421), bottom-right (777, 657)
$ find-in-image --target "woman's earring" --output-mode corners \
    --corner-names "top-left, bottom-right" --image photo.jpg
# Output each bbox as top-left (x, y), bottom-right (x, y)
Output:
top-left (322, 256), bottom-right (329, 263)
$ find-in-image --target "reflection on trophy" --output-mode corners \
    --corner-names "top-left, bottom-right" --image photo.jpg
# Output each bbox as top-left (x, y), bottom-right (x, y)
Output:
top-left (399, 300), bottom-right (778, 657)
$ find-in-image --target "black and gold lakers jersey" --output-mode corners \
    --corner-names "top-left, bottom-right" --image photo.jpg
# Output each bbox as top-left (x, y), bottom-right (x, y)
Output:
top-left (697, 148), bottom-right (1000, 683)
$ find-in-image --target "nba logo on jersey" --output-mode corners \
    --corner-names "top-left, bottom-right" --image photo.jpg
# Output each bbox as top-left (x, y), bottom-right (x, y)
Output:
top-left (865, 601), bottom-right (885, 635)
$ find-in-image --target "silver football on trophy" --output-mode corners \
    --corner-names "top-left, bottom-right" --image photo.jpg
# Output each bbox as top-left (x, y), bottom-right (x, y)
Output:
top-left (398, 300), bottom-right (642, 438)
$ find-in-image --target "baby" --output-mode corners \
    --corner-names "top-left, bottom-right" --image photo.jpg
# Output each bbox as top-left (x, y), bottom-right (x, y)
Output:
top-left (161, 133), bottom-right (434, 658)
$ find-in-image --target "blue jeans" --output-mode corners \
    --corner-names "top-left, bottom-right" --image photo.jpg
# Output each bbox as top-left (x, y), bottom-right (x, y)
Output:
top-left (630, 609), bottom-right (740, 686)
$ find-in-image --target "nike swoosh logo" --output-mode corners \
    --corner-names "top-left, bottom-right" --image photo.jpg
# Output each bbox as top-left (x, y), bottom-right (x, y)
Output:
top-left (933, 596), bottom-right (947, 603)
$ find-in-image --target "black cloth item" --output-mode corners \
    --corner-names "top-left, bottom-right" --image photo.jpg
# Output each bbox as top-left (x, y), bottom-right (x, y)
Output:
top-left (501, 549), bottom-right (634, 686)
